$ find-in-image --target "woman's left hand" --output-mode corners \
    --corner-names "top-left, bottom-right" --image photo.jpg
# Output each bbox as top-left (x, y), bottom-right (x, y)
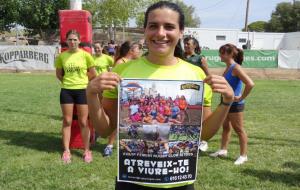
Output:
top-left (234, 95), bottom-right (242, 102)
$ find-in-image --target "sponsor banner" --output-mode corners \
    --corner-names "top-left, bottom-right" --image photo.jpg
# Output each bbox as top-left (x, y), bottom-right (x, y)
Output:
top-left (202, 50), bottom-right (278, 68)
top-left (0, 46), bottom-right (56, 70)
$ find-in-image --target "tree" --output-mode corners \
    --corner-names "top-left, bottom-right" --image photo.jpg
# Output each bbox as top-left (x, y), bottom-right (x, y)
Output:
top-left (135, 0), bottom-right (201, 28)
top-left (174, 0), bottom-right (200, 27)
top-left (18, 0), bottom-right (69, 40)
top-left (266, 1), bottom-right (300, 32)
top-left (0, 0), bottom-right (68, 40)
top-left (244, 21), bottom-right (267, 32)
top-left (84, 0), bottom-right (146, 40)
top-left (0, 0), bottom-right (20, 32)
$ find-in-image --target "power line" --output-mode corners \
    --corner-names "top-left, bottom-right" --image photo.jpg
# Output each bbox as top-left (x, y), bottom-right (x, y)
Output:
top-left (198, 0), bottom-right (227, 11)
top-left (228, 0), bottom-right (244, 27)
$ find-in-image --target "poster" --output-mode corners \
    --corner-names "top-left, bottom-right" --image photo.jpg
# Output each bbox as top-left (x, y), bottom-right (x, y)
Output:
top-left (117, 79), bottom-right (204, 185)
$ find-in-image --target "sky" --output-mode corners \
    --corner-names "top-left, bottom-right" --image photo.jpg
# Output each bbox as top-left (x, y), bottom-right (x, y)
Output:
top-left (183, 0), bottom-right (294, 29)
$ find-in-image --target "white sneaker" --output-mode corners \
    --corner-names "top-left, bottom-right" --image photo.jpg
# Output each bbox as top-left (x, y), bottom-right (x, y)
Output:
top-left (199, 141), bottom-right (208, 152)
top-left (234, 155), bottom-right (248, 165)
top-left (209, 149), bottom-right (228, 157)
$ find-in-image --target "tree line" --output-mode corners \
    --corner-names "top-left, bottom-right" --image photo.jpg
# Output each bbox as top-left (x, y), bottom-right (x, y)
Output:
top-left (0, 0), bottom-right (200, 41)
top-left (246, 1), bottom-right (300, 32)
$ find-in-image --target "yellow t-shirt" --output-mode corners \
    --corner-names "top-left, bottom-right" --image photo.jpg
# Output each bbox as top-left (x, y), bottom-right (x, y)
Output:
top-left (55, 49), bottom-right (95, 89)
top-left (93, 54), bottom-right (114, 74)
top-left (103, 57), bottom-right (212, 188)
top-left (103, 56), bottom-right (212, 107)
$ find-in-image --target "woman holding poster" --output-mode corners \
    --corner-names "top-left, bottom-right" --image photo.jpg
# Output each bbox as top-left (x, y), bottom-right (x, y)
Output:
top-left (210, 44), bottom-right (255, 165)
top-left (87, 1), bottom-right (234, 190)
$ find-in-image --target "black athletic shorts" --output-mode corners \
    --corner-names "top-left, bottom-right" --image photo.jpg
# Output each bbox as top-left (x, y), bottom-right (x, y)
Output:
top-left (229, 104), bottom-right (245, 113)
top-left (60, 88), bottom-right (87, 104)
top-left (115, 180), bottom-right (195, 190)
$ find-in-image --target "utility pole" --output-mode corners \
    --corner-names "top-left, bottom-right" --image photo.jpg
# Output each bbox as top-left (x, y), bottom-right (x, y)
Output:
top-left (244, 0), bottom-right (250, 32)
top-left (244, 0), bottom-right (251, 49)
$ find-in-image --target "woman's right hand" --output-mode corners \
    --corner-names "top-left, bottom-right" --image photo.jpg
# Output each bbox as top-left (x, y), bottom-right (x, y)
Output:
top-left (87, 72), bottom-right (121, 94)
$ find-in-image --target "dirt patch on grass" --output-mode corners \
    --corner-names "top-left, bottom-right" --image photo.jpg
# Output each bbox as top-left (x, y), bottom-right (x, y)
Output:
top-left (1, 68), bottom-right (300, 80)
top-left (210, 68), bottom-right (300, 80)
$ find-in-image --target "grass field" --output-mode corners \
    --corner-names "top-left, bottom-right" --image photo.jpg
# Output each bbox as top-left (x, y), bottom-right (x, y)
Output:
top-left (0, 73), bottom-right (299, 190)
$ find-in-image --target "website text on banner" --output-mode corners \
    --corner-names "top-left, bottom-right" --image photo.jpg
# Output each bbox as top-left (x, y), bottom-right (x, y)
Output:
top-left (203, 50), bottom-right (278, 68)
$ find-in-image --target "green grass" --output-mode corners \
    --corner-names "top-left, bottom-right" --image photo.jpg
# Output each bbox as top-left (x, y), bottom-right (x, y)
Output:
top-left (0, 73), bottom-right (299, 190)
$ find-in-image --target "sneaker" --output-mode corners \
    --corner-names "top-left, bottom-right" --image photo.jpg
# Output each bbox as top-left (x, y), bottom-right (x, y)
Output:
top-left (61, 150), bottom-right (71, 164)
top-left (199, 141), bottom-right (208, 152)
top-left (209, 149), bottom-right (228, 158)
top-left (234, 155), bottom-right (248, 165)
top-left (104, 145), bottom-right (113, 157)
top-left (83, 150), bottom-right (93, 163)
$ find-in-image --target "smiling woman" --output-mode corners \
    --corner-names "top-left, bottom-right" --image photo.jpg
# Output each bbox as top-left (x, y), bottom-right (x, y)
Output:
top-left (86, 1), bottom-right (235, 190)
top-left (144, 3), bottom-right (185, 62)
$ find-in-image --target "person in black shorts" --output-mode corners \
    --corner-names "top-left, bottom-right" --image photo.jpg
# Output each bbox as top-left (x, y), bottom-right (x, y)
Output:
top-left (55, 29), bottom-right (97, 164)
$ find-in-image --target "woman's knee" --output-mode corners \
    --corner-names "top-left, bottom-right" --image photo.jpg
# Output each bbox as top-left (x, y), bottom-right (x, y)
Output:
top-left (62, 117), bottom-right (72, 127)
top-left (78, 119), bottom-right (88, 128)
top-left (233, 127), bottom-right (246, 136)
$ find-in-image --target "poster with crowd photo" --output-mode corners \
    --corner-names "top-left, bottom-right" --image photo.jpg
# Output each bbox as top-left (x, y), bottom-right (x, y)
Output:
top-left (117, 79), bottom-right (204, 185)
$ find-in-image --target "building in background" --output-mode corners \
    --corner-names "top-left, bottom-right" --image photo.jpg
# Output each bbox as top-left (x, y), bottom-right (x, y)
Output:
top-left (184, 28), bottom-right (300, 50)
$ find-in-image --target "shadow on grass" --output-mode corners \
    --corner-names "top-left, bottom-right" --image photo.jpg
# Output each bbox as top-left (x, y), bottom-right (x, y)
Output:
top-left (3, 108), bottom-right (62, 121)
top-left (242, 168), bottom-right (300, 187)
top-left (248, 135), bottom-right (300, 146)
top-left (0, 129), bottom-right (109, 157)
top-left (283, 162), bottom-right (300, 170)
top-left (199, 151), bottom-right (236, 162)
top-left (0, 129), bottom-right (62, 153)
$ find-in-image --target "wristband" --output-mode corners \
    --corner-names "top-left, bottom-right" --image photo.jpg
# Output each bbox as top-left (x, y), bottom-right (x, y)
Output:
top-left (220, 99), bottom-right (233, 106)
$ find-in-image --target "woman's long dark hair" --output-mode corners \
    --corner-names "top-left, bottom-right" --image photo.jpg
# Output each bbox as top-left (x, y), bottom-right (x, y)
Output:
top-left (115, 41), bottom-right (139, 63)
top-left (219, 43), bottom-right (244, 65)
top-left (143, 1), bottom-right (185, 59)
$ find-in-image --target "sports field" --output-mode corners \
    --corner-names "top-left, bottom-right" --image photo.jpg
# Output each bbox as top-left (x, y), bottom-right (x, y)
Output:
top-left (0, 73), bottom-right (299, 190)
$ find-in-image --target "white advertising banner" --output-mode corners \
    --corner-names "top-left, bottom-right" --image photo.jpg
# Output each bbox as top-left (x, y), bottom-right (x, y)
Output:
top-left (0, 46), bottom-right (56, 70)
top-left (278, 50), bottom-right (300, 69)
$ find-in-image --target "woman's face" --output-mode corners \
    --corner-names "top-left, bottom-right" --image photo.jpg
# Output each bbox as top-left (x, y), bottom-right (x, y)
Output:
top-left (67, 34), bottom-right (80, 51)
top-left (184, 39), bottom-right (196, 54)
top-left (144, 8), bottom-right (183, 57)
top-left (94, 43), bottom-right (103, 55)
top-left (130, 44), bottom-right (141, 59)
top-left (219, 51), bottom-right (232, 63)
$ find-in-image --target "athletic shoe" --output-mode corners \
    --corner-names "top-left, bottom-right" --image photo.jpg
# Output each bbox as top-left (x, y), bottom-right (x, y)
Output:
top-left (234, 155), bottom-right (248, 165)
top-left (104, 146), bottom-right (113, 157)
top-left (83, 150), bottom-right (93, 163)
top-left (199, 141), bottom-right (208, 152)
top-left (209, 149), bottom-right (228, 158)
top-left (61, 150), bottom-right (71, 164)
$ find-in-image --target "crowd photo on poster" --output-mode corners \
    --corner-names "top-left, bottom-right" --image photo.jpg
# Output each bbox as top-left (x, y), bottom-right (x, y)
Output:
top-left (118, 79), bottom-right (204, 184)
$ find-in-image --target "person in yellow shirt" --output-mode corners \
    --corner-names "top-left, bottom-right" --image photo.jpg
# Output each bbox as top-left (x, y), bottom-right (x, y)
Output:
top-left (55, 29), bottom-right (96, 164)
top-left (86, 1), bottom-right (234, 190)
top-left (114, 41), bottom-right (141, 66)
top-left (103, 40), bottom-right (142, 157)
top-left (93, 42), bottom-right (114, 74)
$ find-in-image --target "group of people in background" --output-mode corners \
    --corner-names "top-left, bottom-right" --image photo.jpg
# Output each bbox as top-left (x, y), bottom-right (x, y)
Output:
top-left (55, 1), bottom-right (254, 189)
top-left (55, 1), bottom-right (254, 169)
